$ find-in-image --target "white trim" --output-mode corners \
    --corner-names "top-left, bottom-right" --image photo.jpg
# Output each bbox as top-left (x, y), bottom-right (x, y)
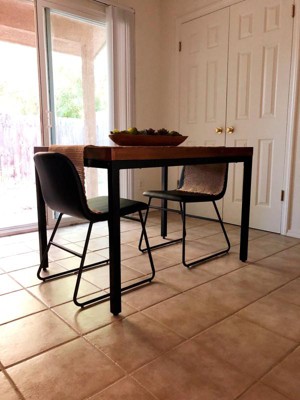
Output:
top-left (36, 1), bottom-right (50, 145)
top-left (93, 0), bottom-right (134, 13)
top-left (38, 0), bottom-right (106, 21)
top-left (0, 224), bottom-right (38, 238)
top-left (177, 0), bottom-right (245, 26)
top-left (106, 6), bottom-right (115, 133)
top-left (174, 17), bottom-right (181, 131)
top-left (35, 1), bottom-right (53, 226)
top-left (281, 0), bottom-right (300, 235)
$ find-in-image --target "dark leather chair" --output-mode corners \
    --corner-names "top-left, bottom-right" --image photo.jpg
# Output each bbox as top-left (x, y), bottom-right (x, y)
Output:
top-left (139, 163), bottom-right (230, 268)
top-left (34, 152), bottom-right (155, 307)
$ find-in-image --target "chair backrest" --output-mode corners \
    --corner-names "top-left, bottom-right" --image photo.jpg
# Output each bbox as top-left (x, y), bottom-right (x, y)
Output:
top-left (178, 163), bottom-right (228, 199)
top-left (34, 152), bottom-right (92, 220)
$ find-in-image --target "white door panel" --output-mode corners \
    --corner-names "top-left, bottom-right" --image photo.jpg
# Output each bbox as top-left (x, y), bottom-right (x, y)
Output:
top-left (178, 0), bottom-right (293, 231)
top-left (179, 8), bottom-right (229, 218)
top-left (224, 0), bottom-right (293, 232)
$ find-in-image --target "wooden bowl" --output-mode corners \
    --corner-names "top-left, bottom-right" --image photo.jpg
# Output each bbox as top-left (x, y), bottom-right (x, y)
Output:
top-left (109, 134), bottom-right (188, 146)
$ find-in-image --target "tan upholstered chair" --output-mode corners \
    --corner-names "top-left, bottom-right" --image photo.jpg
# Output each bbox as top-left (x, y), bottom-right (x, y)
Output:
top-left (139, 163), bottom-right (230, 268)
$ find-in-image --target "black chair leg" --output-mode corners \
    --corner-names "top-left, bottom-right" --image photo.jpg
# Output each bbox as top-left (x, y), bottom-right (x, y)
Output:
top-left (138, 210), bottom-right (155, 279)
top-left (181, 201), bottom-right (231, 268)
top-left (138, 198), bottom-right (151, 252)
top-left (37, 213), bottom-right (62, 278)
top-left (213, 200), bottom-right (231, 250)
top-left (181, 202), bottom-right (187, 265)
top-left (139, 197), bottom-right (183, 253)
top-left (73, 210), bottom-right (156, 308)
top-left (139, 199), bottom-right (230, 268)
top-left (37, 215), bottom-right (109, 282)
top-left (73, 222), bottom-right (94, 307)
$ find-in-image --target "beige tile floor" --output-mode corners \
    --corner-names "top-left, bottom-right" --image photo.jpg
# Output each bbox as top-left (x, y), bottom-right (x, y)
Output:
top-left (1, 212), bottom-right (300, 400)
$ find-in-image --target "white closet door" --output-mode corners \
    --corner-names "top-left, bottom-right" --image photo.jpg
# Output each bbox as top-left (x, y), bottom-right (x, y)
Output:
top-left (179, 7), bottom-right (229, 218)
top-left (223, 0), bottom-right (294, 232)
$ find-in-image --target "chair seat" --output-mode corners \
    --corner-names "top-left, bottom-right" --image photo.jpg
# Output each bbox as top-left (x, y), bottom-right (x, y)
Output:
top-left (143, 190), bottom-right (216, 203)
top-left (88, 196), bottom-right (148, 221)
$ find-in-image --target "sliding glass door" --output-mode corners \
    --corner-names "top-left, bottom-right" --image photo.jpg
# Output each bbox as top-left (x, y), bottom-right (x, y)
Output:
top-left (0, 0), bottom-right (135, 234)
top-left (39, 1), bottom-right (109, 205)
top-left (0, 0), bottom-right (41, 234)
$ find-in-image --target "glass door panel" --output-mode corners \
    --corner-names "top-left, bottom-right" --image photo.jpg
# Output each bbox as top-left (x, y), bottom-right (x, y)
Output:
top-left (46, 7), bottom-right (109, 200)
top-left (0, 0), bottom-right (41, 234)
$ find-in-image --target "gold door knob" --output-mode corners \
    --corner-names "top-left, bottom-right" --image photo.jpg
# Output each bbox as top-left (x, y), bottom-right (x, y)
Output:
top-left (215, 127), bottom-right (223, 135)
top-left (226, 126), bottom-right (234, 134)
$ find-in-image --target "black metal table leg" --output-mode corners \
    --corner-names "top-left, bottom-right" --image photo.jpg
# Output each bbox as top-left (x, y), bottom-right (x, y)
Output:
top-left (161, 166), bottom-right (168, 238)
top-left (107, 165), bottom-right (121, 315)
top-left (35, 167), bottom-right (48, 267)
top-left (240, 157), bottom-right (252, 262)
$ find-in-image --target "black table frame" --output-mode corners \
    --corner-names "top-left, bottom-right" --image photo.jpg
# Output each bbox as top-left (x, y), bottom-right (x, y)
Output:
top-left (35, 149), bottom-right (252, 316)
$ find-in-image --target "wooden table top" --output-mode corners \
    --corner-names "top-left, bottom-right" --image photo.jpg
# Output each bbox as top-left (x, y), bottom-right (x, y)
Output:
top-left (83, 145), bottom-right (253, 161)
top-left (34, 145), bottom-right (253, 162)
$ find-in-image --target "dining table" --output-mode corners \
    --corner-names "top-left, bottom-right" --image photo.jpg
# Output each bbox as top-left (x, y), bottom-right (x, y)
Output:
top-left (35, 145), bottom-right (253, 315)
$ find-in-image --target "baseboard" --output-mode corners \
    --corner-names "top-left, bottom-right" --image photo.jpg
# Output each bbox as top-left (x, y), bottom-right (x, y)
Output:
top-left (286, 229), bottom-right (300, 239)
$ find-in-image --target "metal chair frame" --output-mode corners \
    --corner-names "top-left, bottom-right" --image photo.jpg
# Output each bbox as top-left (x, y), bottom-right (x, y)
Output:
top-left (139, 164), bottom-right (231, 268)
top-left (35, 152), bottom-right (155, 307)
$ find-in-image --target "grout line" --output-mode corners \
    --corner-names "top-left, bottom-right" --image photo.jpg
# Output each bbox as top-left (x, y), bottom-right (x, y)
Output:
top-left (81, 335), bottom-right (130, 378)
top-left (234, 240), bottom-right (300, 263)
top-left (233, 344), bottom-right (300, 400)
top-left (1, 368), bottom-right (26, 400)
top-left (190, 272), bottom-right (300, 341)
top-left (129, 376), bottom-right (161, 400)
top-left (4, 336), bottom-right (80, 370)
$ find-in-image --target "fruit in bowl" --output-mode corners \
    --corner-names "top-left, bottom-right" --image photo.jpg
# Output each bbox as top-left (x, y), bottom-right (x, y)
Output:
top-left (110, 127), bottom-right (182, 136)
top-left (109, 128), bottom-right (187, 146)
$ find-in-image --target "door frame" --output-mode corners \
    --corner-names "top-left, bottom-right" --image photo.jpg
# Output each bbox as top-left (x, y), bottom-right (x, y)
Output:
top-left (282, 0), bottom-right (300, 238)
top-left (176, 0), bottom-right (299, 236)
